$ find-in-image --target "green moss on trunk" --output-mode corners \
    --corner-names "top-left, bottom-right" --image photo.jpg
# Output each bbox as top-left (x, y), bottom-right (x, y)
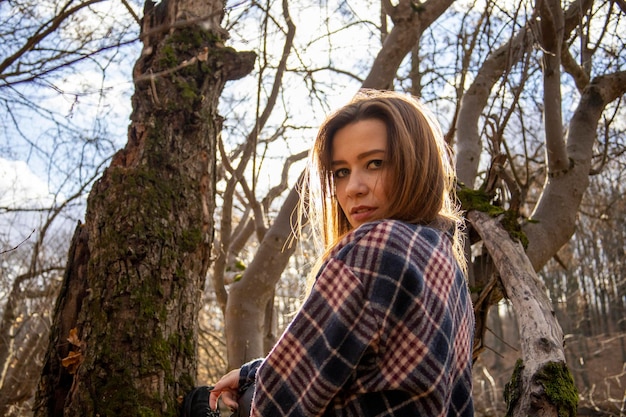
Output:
top-left (536, 361), bottom-right (578, 417)
top-left (457, 187), bottom-right (528, 247)
top-left (504, 358), bottom-right (524, 417)
top-left (504, 359), bottom-right (578, 417)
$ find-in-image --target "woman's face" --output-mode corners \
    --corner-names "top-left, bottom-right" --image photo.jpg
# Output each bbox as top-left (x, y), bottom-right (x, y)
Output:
top-left (331, 118), bottom-right (392, 229)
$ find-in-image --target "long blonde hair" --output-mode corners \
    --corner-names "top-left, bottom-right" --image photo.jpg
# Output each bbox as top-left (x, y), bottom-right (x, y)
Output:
top-left (300, 89), bottom-right (466, 276)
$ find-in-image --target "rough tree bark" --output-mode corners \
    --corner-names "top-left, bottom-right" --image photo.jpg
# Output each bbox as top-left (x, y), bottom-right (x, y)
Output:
top-left (34, 0), bottom-right (254, 415)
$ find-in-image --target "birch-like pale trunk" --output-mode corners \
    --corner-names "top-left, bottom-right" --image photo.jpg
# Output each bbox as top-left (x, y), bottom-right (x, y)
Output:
top-left (468, 211), bottom-right (576, 417)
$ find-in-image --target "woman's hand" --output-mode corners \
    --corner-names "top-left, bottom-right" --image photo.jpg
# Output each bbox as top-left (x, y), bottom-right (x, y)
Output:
top-left (209, 368), bottom-right (241, 411)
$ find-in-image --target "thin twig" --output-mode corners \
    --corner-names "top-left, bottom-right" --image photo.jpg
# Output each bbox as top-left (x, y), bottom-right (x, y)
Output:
top-left (1, 229), bottom-right (36, 255)
top-left (120, 0), bottom-right (141, 25)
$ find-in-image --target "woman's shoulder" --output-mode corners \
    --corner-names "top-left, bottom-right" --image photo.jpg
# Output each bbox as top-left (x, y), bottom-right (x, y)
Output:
top-left (321, 220), bottom-right (458, 291)
top-left (331, 219), bottom-right (447, 260)
top-left (353, 219), bottom-right (444, 242)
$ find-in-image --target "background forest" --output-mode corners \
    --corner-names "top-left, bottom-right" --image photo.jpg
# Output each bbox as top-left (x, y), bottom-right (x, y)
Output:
top-left (0, 0), bottom-right (624, 416)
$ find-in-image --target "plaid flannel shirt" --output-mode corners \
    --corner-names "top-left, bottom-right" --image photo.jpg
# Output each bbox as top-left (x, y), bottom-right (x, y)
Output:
top-left (240, 220), bottom-right (474, 416)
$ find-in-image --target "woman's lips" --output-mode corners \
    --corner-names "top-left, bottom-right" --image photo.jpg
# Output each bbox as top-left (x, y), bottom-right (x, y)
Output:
top-left (350, 206), bottom-right (376, 223)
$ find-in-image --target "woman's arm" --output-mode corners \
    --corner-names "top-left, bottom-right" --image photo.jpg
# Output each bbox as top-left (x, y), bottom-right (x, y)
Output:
top-left (251, 257), bottom-right (377, 416)
top-left (209, 358), bottom-right (263, 411)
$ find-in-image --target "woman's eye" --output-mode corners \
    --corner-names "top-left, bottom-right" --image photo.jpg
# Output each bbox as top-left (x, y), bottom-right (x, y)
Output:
top-left (368, 159), bottom-right (383, 169)
top-left (334, 168), bottom-right (349, 179)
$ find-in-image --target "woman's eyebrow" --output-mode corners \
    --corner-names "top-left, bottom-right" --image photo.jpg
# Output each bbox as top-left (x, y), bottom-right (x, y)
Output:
top-left (331, 149), bottom-right (386, 166)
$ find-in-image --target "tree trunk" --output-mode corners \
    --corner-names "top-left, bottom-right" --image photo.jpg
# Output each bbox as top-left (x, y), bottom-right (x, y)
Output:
top-left (34, 222), bottom-right (90, 416)
top-left (468, 211), bottom-right (578, 417)
top-left (34, 0), bottom-right (254, 415)
top-left (225, 180), bottom-right (302, 366)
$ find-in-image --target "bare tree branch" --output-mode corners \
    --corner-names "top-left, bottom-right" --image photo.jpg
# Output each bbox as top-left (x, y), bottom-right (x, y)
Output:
top-left (539, 0), bottom-right (569, 176)
top-left (0, 0), bottom-right (105, 76)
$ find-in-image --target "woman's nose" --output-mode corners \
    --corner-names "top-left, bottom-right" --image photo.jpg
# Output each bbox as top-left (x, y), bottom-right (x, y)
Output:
top-left (345, 172), bottom-right (368, 197)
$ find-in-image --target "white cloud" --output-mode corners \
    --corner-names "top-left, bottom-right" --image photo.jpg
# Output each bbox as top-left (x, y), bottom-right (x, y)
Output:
top-left (0, 158), bottom-right (55, 209)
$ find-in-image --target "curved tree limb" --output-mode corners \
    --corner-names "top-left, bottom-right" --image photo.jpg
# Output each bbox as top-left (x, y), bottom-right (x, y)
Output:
top-left (455, 0), bottom-right (594, 186)
top-left (525, 70), bottom-right (626, 269)
top-left (362, 0), bottom-right (455, 89)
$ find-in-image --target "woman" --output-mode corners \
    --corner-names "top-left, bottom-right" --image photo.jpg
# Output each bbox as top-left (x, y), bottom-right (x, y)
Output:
top-left (208, 90), bottom-right (474, 416)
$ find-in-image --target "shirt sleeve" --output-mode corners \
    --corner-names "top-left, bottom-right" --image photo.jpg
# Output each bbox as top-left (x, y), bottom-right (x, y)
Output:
top-left (239, 358), bottom-right (263, 388)
top-left (251, 255), bottom-right (378, 416)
